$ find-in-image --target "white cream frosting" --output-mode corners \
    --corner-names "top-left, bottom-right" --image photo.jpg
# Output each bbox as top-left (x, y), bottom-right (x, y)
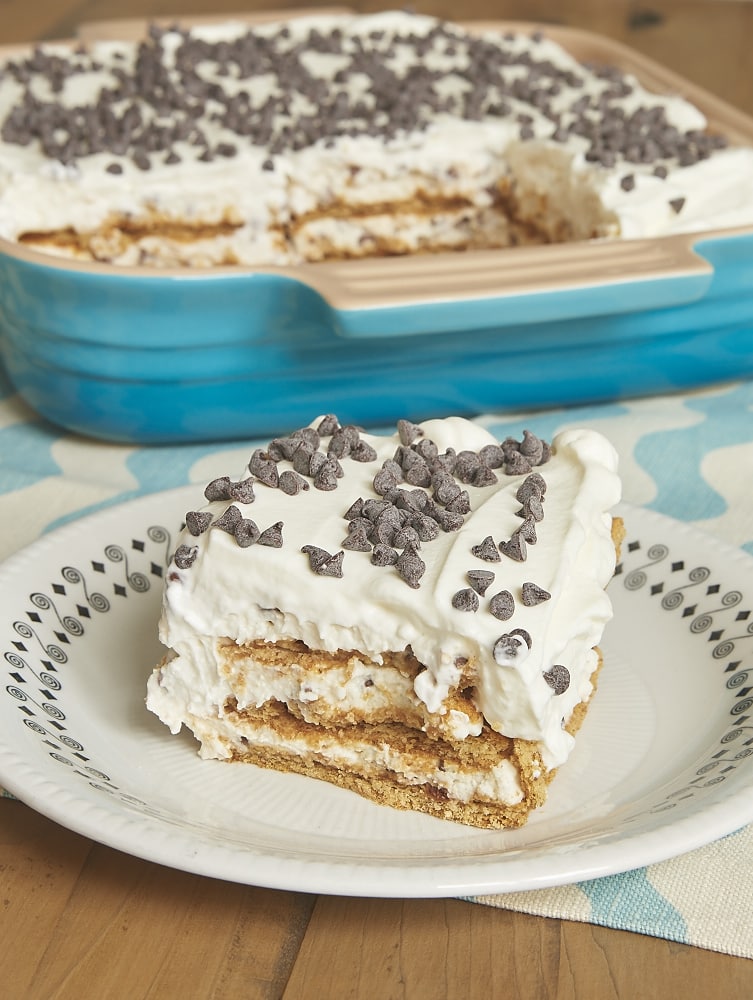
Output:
top-left (147, 417), bottom-right (621, 773)
top-left (0, 11), bottom-right (751, 265)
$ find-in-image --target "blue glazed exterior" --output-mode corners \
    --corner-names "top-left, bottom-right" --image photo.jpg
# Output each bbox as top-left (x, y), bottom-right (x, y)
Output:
top-left (1, 231), bottom-right (753, 443)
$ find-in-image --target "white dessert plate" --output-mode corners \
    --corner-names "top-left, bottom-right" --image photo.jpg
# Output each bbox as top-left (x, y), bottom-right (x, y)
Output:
top-left (1, 489), bottom-right (753, 897)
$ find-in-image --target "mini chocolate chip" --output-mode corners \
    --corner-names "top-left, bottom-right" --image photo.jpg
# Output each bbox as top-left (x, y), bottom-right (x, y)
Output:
top-left (499, 533), bottom-right (527, 562)
top-left (258, 521), bottom-right (284, 547)
top-left (517, 516), bottom-right (538, 544)
top-left (393, 525), bottom-right (421, 550)
top-left (397, 418), bottom-right (422, 445)
top-left (493, 633), bottom-right (529, 666)
top-left (343, 526), bottom-right (372, 551)
top-left (489, 590), bottom-right (515, 621)
top-left (316, 413), bottom-right (340, 436)
top-left (301, 544), bottom-right (343, 577)
top-left (248, 449), bottom-right (279, 488)
top-left (467, 569), bottom-right (495, 596)
top-left (314, 459), bottom-right (340, 491)
top-left (511, 628), bottom-right (532, 648)
top-left (478, 444), bottom-right (504, 469)
top-left (669, 197), bottom-right (686, 214)
top-left (292, 427), bottom-right (321, 451)
top-left (521, 582), bottom-right (551, 606)
top-left (228, 478), bottom-right (256, 504)
top-left (278, 470), bottom-right (309, 495)
top-left (185, 510), bottom-right (212, 536)
top-left (543, 664), bottom-right (570, 695)
top-left (473, 464), bottom-right (498, 487)
top-left (505, 451), bottom-right (532, 476)
top-left (396, 545), bottom-right (425, 588)
top-left (452, 588), bottom-right (479, 612)
top-left (174, 543), bottom-right (197, 569)
top-left (212, 505), bottom-right (241, 533)
top-left (445, 490), bottom-right (471, 515)
top-left (344, 497), bottom-right (364, 520)
top-left (371, 542), bottom-right (398, 566)
top-left (374, 466), bottom-right (401, 495)
top-left (411, 513), bottom-right (441, 541)
top-left (234, 518), bottom-right (260, 547)
top-left (204, 476), bottom-right (232, 501)
top-left (519, 430), bottom-right (544, 465)
top-left (351, 440), bottom-right (377, 462)
top-left (471, 535), bottom-right (501, 562)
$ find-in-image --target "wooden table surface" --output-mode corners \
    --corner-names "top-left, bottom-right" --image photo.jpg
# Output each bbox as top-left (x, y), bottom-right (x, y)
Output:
top-left (3, 2), bottom-right (753, 997)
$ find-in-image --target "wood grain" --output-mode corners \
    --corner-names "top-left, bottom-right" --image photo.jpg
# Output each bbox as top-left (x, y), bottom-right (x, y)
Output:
top-left (3, 2), bottom-right (753, 997)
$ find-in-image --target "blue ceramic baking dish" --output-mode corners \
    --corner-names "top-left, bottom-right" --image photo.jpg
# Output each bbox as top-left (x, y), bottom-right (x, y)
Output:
top-left (2, 18), bottom-right (753, 444)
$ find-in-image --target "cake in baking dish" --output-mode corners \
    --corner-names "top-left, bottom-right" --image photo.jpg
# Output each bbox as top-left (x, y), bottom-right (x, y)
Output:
top-left (146, 416), bottom-right (624, 828)
top-left (1, 10), bottom-right (752, 267)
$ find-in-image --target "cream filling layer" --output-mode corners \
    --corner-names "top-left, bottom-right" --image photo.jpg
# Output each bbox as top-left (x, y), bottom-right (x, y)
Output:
top-left (151, 420), bottom-right (621, 769)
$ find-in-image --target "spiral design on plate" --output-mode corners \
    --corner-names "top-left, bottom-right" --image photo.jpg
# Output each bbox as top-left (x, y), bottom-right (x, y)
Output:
top-left (661, 589), bottom-right (685, 611)
top-left (60, 614), bottom-right (84, 637)
top-left (623, 569), bottom-right (647, 591)
top-left (39, 672), bottom-right (61, 691)
top-left (30, 592), bottom-right (83, 637)
top-left (732, 697), bottom-right (753, 716)
top-left (12, 621), bottom-right (67, 662)
top-left (49, 752), bottom-right (72, 766)
top-left (84, 766), bottom-right (110, 782)
top-left (734, 747), bottom-right (753, 760)
top-left (147, 525), bottom-right (169, 544)
top-left (622, 543), bottom-right (669, 591)
top-left (722, 729), bottom-right (743, 743)
top-left (727, 671), bottom-right (749, 690)
top-left (22, 719), bottom-right (46, 736)
top-left (104, 545), bottom-right (150, 593)
top-left (689, 566), bottom-right (711, 584)
top-left (4, 650), bottom-right (27, 670)
top-left (690, 612), bottom-right (713, 633)
top-left (104, 544), bottom-right (125, 564)
top-left (647, 544), bottom-right (669, 562)
top-left (41, 702), bottom-right (65, 721)
top-left (696, 761), bottom-right (718, 775)
top-left (61, 566), bottom-right (110, 613)
top-left (722, 589), bottom-right (743, 608)
top-left (58, 734), bottom-right (84, 752)
top-left (713, 639), bottom-right (736, 660)
top-left (6, 685), bottom-right (27, 702)
top-left (127, 570), bottom-right (150, 593)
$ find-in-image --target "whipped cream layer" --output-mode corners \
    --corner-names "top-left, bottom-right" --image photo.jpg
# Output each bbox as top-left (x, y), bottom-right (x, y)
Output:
top-left (1, 12), bottom-right (751, 266)
top-left (149, 417), bottom-right (621, 769)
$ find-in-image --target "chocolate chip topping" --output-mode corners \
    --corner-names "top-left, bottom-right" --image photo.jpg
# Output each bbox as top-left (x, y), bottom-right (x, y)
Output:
top-left (543, 663), bottom-right (570, 694)
top-left (0, 18), bottom-right (729, 179)
top-left (173, 543), bottom-right (197, 569)
top-left (521, 582), bottom-right (551, 606)
top-left (467, 569), bottom-right (495, 596)
top-left (301, 544), bottom-right (344, 577)
top-left (489, 590), bottom-right (515, 621)
top-left (185, 510), bottom-right (212, 536)
top-left (472, 535), bottom-right (502, 562)
top-left (258, 521), bottom-right (284, 547)
top-left (452, 588), bottom-right (480, 612)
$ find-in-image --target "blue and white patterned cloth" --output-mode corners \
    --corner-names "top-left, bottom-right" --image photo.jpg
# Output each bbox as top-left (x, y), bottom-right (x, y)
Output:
top-left (2, 361), bottom-right (753, 958)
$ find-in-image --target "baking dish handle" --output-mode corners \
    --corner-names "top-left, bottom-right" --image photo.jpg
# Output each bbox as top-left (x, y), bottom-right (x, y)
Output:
top-left (284, 232), bottom-right (720, 338)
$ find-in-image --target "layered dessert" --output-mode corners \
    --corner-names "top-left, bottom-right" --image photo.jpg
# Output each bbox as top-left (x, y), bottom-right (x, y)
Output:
top-left (1, 11), bottom-right (752, 267)
top-left (147, 416), bottom-right (623, 828)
